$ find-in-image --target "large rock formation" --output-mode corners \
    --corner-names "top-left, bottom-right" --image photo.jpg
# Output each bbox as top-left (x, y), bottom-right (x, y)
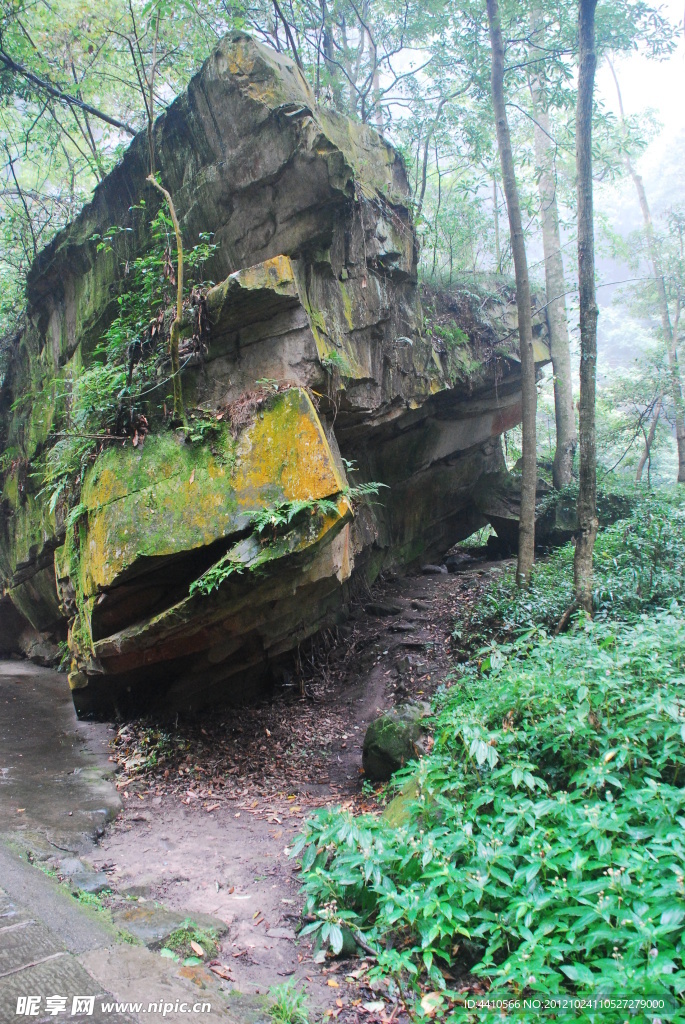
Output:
top-left (0, 33), bottom-right (549, 716)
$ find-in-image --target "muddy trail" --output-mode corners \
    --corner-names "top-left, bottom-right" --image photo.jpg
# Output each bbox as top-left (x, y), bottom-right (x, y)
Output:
top-left (1, 553), bottom-right (511, 1023)
top-left (97, 554), bottom-right (511, 1018)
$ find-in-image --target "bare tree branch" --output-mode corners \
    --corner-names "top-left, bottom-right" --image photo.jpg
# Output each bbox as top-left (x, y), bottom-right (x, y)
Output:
top-left (0, 46), bottom-right (137, 136)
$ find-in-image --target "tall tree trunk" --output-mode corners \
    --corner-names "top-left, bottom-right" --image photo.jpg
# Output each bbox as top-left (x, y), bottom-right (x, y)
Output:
top-left (635, 395), bottom-right (662, 483)
top-left (528, 14), bottom-right (576, 489)
top-left (609, 62), bottom-right (685, 483)
top-left (493, 174), bottom-right (501, 270)
top-left (574, 0), bottom-right (599, 614)
top-left (487, 0), bottom-right (537, 585)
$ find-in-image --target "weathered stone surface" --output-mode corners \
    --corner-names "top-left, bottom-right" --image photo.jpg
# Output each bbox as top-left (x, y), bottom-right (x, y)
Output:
top-left (474, 471), bottom-right (635, 551)
top-left (535, 488), bottom-right (635, 547)
top-left (111, 905), bottom-right (228, 950)
top-left (382, 778), bottom-right (421, 828)
top-left (0, 32), bottom-right (549, 714)
top-left (473, 469), bottom-right (553, 552)
top-left (362, 704), bottom-right (429, 782)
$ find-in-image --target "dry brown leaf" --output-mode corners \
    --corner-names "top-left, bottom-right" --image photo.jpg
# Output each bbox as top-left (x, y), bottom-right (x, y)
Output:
top-left (419, 993), bottom-right (444, 1018)
top-left (209, 964), bottom-right (232, 980)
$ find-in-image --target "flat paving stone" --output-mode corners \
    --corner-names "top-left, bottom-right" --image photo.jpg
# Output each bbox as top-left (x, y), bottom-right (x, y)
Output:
top-left (0, 660), bottom-right (120, 853)
top-left (0, 663), bottom-right (248, 1023)
top-left (0, 953), bottom-right (136, 1023)
top-left (0, 919), bottom-right (64, 973)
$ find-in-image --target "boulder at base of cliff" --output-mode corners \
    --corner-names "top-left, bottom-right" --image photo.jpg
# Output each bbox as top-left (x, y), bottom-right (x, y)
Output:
top-left (535, 487), bottom-right (636, 547)
top-left (472, 469), bottom-right (552, 553)
top-left (362, 703), bottom-right (429, 782)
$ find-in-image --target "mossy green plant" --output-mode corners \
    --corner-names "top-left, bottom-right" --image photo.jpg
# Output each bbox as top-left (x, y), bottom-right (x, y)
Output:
top-left (160, 919), bottom-right (219, 963)
top-left (268, 981), bottom-right (310, 1024)
top-left (321, 349), bottom-right (352, 376)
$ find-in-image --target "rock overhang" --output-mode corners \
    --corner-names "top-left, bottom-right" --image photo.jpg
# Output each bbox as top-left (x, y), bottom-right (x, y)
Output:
top-left (0, 31), bottom-right (550, 715)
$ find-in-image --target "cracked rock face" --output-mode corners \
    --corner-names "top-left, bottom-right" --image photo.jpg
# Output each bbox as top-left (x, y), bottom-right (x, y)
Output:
top-left (0, 32), bottom-right (549, 716)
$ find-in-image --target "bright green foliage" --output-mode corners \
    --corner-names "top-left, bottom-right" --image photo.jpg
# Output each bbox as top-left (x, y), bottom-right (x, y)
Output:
top-left (345, 481), bottom-right (388, 506)
top-left (248, 498), bottom-right (341, 536)
top-left (188, 553), bottom-right (246, 598)
top-left (268, 980), bottom-right (310, 1024)
top-left (187, 498), bottom-right (339, 597)
top-left (294, 490), bottom-right (685, 1016)
top-left (164, 919), bottom-right (218, 960)
top-left (43, 209), bottom-right (216, 507)
top-left (320, 350), bottom-right (353, 376)
top-left (294, 610), bottom-right (685, 1014)
top-left (472, 490), bottom-right (685, 636)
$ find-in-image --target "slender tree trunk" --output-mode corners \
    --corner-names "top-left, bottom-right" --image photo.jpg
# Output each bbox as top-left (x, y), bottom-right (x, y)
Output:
top-left (273, 0), bottom-right (303, 71)
top-left (432, 151), bottom-right (442, 278)
top-left (321, 3), bottom-right (343, 111)
top-left (609, 62), bottom-right (685, 482)
top-left (528, 16), bottom-right (576, 489)
top-left (635, 395), bottom-right (662, 483)
top-left (487, 0), bottom-right (537, 585)
top-left (493, 174), bottom-right (501, 271)
top-left (574, 0), bottom-right (599, 614)
top-left (147, 9), bottom-right (160, 176)
top-left (416, 94), bottom-right (452, 219)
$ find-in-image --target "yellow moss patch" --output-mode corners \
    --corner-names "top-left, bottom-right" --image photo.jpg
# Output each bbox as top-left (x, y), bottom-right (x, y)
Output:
top-left (339, 281), bottom-right (354, 331)
top-left (235, 255), bottom-right (297, 294)
top-left (77, 389), bottom-right (345, 597)
top-left (207, 255), bottom-right (298, 313)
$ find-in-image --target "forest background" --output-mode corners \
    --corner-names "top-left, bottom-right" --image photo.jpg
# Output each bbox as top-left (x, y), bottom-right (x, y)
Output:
top-left (1, 0), bottom-right (684, 511)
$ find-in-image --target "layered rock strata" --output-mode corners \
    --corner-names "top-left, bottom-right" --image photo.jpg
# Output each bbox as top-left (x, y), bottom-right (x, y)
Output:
top-left (0, 33), bottom-right (549, 715)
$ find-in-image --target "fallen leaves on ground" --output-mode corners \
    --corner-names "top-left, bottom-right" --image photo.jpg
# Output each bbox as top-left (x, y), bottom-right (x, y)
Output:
top-left (109, 561), bottom-right (506, 820)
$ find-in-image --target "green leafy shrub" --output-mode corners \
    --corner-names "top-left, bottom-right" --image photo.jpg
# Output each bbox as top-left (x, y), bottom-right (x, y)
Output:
top-left (161, 919), bottom-right (218, 964)
top-left (43, 209), bottom-right (217, 506)
top-left (294, 610), bottom-right (685, 1014)
top-left (269, 980), bottom-right (310, 1024)
top-left (472, 489), bottom-right (685, 638)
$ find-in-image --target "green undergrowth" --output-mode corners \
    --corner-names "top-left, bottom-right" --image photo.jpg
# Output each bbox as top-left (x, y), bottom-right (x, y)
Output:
top-left (295, 611), bottom-right (685, 1019)
top-left (468, 489), bottom-right (685, 642)
top-left (293, 488), bottom-right (685, 1021)
top-left (42, 206), bottom-right (217, 511)
top-left (268, 980), bottom-right (311, 1024)
top-left (73, 887), bottom-right (113, 911)
top-left (160, 919), bottom-right (218, 965)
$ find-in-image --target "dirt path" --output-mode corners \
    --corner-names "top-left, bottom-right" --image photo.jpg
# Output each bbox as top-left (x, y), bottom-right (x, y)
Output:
top-left (97, 554), bottom-right (512, 1020)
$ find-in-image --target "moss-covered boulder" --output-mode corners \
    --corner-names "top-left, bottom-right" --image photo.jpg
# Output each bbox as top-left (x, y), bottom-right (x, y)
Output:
top-left (474, 471), bottom-right (637, 552)
top-left (0, 32), bottom-right (550, 714)
top-left (362, 704), bottom-right (429, 782)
